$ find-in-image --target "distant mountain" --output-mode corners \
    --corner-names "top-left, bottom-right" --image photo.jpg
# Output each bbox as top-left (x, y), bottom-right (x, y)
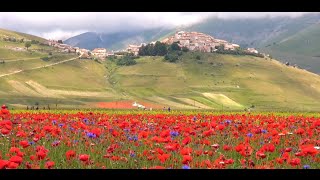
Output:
top-left (65, 28), bottom-right (174, 51)
top-left (65, 13), bottom-right (320, 73)
top-left (185, 13), bottom-right (320, 48)
top-left (182, 13), bottom-right (320, 73)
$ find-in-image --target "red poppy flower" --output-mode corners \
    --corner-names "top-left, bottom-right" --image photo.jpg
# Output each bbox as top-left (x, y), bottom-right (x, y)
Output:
top-left (157, 153), bottom-right (171, 163)
top-left (0, 160), bottom-right (8, 169)
top-left (1, 128), bottom-right (10, 135)
top-left (19, 141), bottom-right (30, 148)
top-left (223, 145), bottom-right (232, 151)
top-left (9, 156), bottom-right (23, 164)
top-left (182, 155), bottom-right (192, 164)
top-left (180, 147), bottom-right (192, 155)
top-left (289, 158), bottom-right (301, 166)
top-left (79, 154), bottom-right (89, 161)
top-left (45, 161), bottom-right (55, 169)
top-left (256, 151), bottom-right (267, 159)
top-left (66, 150), bottom-right (76, 160)
top-left (7, 162), bottom-right (19, 169)
top-left (36, 150), bottom-right (47, 160)
top-left (285, 148), bottom-right (292, 152)
top-left (295, 128), bottom-right (305, 135)
top-left (182, 136), bottom-right (192, 145)
top-left (301, 145), bottom-right (318, 156)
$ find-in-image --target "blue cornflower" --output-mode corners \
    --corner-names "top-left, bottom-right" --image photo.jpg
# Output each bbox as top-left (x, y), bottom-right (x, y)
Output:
top-left (73, 140), bottom-right (79, 144)
top-left (58, 123), bottom-right (64, 128)
top-left (86, 132), bottom-right (96, 138)
top-left (69, 127), bottom-right (75, 131)
top-left (52, 140), bottom-right (60, 146)
top-left (83, 118), bottom-right (89, 124)
top-left (262, 129), bottom-right (268, 134)
top-left (170, 131), bottom-right (179, 137)
top-left (124, 129), bottom-right (130, 133)
top-left (182, 165), bottom-right (191, 169)
top-left (193, 116), bottom-right (197, 121)
top-left (128, 136), bottom-right (133, 141)
top-left (133, 135), bottom-right (138, 142)
top-left (130, 152), bottom-right (136, 158)
top-left (225, 120), bottom-right (232, 124)
top-left (52, 120), bottom-right (57, 125)
top-left (303, 165), bottom-right (310, 169)
top-left (28, 141), bottom-right (35, 145)
top-left (247, 133), bottom-right (253, 137)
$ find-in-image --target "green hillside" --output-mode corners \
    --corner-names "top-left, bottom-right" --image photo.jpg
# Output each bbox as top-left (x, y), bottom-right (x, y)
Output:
top-left (261, 23), bottom-right (320, 74)
top-left (0, 28), bottom-right (46, 43)
top-left (1, 28), bottom-right (320, 111)
top-left (1, 50), bottom-right (320, 111)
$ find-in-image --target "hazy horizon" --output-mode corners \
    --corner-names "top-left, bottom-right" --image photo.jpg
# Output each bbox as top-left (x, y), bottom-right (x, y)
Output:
top-left (0, 12), bottom-right (316, 40)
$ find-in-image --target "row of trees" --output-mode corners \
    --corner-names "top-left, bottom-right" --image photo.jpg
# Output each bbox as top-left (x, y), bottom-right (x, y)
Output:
top-left (116, 55), bottom-right (138, 66)
top-left (215, 45), bottom-right (265, 58)
top-left (138, 41), bottom-right (188, 63)
top-left (3, 37), bottom-right (40, 44)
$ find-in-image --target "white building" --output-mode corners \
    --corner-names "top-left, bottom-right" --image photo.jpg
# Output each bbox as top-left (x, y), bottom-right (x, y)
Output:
top-left (247, 48), bottom-right (259, 54)
top-left (127, 44), bottom-right (141, 56)
top-left (91, 48), bottom-right (107, 59)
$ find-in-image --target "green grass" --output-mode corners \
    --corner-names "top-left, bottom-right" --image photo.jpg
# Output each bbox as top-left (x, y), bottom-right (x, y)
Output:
top-left (1, 46), bottom-right (320, 111)
top-left (0, 28), bottom-right (46, 42)
top-left (261, 24), bottom-right (320, 74)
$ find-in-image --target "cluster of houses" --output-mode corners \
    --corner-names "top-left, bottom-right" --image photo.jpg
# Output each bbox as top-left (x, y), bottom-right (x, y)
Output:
top-left (46, 40), bottom-right (77, 53)
top-left (124, 31), bottom-right (260, 56)
top-left (160, 31), bottom-right (239, 52)
top-left (46, 40), bottom-right (116, 60)
top-left (45, 31), bottom-right (262, 60)
top-left (126, 44), bottom-right (146, 56)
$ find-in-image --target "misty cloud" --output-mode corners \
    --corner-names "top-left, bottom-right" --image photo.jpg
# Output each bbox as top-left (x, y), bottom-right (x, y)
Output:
top-left (0, 12), bottom-right (315, 40)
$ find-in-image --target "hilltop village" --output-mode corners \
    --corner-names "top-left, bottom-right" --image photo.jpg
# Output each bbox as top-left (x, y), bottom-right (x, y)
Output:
top-left (45, 31), bottom-right (263, 60)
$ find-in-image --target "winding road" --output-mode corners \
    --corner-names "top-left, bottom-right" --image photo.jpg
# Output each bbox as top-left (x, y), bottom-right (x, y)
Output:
top-left (0, 56), bottom-right (78, 78)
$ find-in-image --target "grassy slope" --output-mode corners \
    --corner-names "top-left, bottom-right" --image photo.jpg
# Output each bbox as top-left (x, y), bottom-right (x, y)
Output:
top-left (261, 23), bottom-right (320, 74)
top-left (0, 28), bottom-right (46, 42)
top-left (111, 53), bottom-right (320, 111)
top-left (1, 29), bottom-right (320, 111)
top-left (1, 52), bottom-right (320, 110)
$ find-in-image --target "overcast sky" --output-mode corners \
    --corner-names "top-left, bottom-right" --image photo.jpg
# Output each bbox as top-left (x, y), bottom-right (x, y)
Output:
top-left (0, 12), bottom-right (315, 40)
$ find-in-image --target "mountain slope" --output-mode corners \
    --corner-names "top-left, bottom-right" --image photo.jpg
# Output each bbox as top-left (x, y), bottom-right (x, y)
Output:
top-left (1, 51), bottom-right (320, 111)
top-left (181, 13), bottom-right (320, 74)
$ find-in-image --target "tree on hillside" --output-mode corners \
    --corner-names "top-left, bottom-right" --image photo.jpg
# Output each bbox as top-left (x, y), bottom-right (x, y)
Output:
top-left (182, 47), bottom-right (189, 52)
top-left (169, 42), bottom-right (181, 51)
top-left (154, 41), bottom-right (168, 56)
top-left (58, 40), bottom-right (63, 44)
top-left (25, 41), bottom-right (32, 50)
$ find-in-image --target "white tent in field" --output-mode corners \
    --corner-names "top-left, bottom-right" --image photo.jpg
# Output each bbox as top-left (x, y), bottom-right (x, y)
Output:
top-left (132, 102), bottom-right (145, 109)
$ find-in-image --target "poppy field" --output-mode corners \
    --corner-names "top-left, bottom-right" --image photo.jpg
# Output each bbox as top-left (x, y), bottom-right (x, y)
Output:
top-left (1, 106), bottom-right (320, 169)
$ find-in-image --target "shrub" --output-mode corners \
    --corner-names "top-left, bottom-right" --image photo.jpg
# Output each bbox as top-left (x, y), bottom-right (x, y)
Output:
top-left (41, 57), bottom-right (49, 61)
top-left (164, 52), bottom-right (179, 63)
top-left (116, 56), bottom-right (137, 66)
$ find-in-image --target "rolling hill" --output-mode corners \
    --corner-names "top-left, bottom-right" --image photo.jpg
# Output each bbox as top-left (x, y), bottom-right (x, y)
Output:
top-left (64, 13), bottom-right (320, 74)
top-left (183, 13), bottom-right (320, 74)
top-left (2, 28), bottom-right (320, 111)
top-left (1, 48), bottom-right (320, 111)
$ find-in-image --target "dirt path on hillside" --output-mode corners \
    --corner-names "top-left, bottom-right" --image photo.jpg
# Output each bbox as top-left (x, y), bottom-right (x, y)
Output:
top-left (4, 57), bottom-right (40, 62)
top-left (0, 57), bottom-right (78, 78)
